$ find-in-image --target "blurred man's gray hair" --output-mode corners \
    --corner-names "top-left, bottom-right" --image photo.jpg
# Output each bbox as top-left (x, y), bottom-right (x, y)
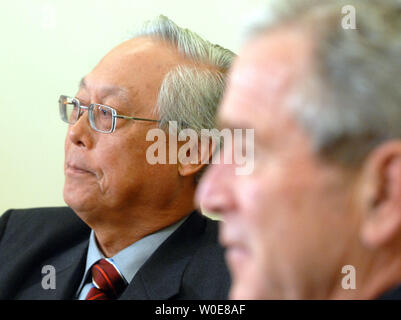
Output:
top-left (244, 0), bottom-right (401, 166)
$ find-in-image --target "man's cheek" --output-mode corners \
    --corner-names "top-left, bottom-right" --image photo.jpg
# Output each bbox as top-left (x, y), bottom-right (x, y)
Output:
top-left (241, 177), bottom-right (274, 215)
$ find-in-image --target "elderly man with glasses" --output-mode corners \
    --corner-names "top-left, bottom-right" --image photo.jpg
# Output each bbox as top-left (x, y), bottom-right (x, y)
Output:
top-left (0, 16), bottom-right (235, 300)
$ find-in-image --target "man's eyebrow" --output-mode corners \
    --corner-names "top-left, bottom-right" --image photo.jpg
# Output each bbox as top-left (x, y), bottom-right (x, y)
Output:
top-left (78, 77), bottom-right (129, 102)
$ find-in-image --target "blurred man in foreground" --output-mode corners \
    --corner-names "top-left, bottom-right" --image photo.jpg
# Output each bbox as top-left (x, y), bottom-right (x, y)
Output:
top-left (197, 0), bottom-right (401, 299)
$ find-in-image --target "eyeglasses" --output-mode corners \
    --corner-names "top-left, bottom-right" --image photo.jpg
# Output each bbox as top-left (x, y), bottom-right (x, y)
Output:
top-left (58, 95), bottom-right (160, 133)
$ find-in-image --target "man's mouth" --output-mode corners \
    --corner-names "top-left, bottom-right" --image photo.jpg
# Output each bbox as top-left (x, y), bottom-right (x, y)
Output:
top-left (65, 162), bottom-right (94, 176)
top-left (222, 244), bottom-right (250, 279)
top-left (220, 224), bottom-right (251, 270)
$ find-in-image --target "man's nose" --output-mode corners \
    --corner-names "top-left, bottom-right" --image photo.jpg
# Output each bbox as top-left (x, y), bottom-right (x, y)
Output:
top-left (67, 111), bottom-right (94, 149)
top-left (195, 163), bottom-right (236, 216)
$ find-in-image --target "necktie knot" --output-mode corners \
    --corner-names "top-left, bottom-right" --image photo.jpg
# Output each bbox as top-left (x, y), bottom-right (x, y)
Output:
top-left (85, 258), bottom-right (127, 300)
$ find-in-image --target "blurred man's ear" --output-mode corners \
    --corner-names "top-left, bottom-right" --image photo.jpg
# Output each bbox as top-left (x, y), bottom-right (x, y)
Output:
top-left (178, 136), bottom-right (216, 177)
top-left (359, 140), bottom-right (401, 249)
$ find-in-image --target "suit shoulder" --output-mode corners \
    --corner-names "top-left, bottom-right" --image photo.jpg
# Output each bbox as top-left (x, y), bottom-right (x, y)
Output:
top-left (181, 215), bottom-right (231, 299)
top-left (193, 215), bottom-right (226, 263)
top-left (0, 207), bottom-right (89, 245)
top-left (202, 216), bottom-right (220, 241)
top-left (3, 206), bottom-right (75, 219)
top-left (2, 206), bottom-right (81, 228)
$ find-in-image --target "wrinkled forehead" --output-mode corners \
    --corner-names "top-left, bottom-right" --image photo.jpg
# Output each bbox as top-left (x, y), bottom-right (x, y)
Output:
top-left (95, 37), bottom-right (182, 75)
top-left (79, 37), bottom-right (186, 112)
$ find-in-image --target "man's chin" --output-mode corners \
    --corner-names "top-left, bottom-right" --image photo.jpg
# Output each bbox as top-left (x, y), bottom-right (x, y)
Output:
top-left (228, 266), bottom-right (272, 300)
top-left (63, 186), bottom-right (93, 213)
top-left (229, 280), bottom-right (264, 300)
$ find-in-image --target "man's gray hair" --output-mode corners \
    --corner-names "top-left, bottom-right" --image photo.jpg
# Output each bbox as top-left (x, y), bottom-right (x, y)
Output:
top-left (134, 16), bottom-right (234, 133)
top-left (133, 15), bottom-right (235, 180)
top-left (246, 0), bottom-right (401, 166)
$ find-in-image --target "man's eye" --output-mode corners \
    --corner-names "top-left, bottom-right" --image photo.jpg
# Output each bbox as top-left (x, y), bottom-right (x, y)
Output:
top-left (97, 107), bottom-right (111, 117)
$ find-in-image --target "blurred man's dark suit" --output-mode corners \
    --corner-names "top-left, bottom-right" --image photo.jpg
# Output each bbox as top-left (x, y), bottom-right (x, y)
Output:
top-left (0, 207), bottom-right (230, 299)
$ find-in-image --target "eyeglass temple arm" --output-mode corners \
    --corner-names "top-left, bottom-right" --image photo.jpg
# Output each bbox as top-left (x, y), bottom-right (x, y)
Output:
top-left (115, 115), bottom-right (160, 122)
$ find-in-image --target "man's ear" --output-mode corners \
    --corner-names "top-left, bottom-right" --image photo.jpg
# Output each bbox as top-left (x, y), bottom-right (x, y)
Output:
top-left (360, 140), bottom-right (401, 249)
top-left (178, 136), bottom-right (216, 177)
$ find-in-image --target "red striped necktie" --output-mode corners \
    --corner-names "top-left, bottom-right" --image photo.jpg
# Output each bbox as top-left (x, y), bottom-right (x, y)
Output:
top-left (85, 258), bottom-right (127, 300)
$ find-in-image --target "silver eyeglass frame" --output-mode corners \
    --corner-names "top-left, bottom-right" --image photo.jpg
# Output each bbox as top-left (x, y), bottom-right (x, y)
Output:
top-left (59, 95), bottom-right (160, 134)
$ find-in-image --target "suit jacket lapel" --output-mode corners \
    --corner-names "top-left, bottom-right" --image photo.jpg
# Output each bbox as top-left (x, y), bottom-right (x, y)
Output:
top-left (16, 239), bottom-right (88, 300)
top-left (119, 211), bottom-right (206, 300)
top-left (52, 240), bottom-right (88, 299)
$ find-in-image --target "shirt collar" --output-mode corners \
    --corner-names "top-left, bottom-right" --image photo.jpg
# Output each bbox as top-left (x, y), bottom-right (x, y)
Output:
top-left (78, 216), bottom-right (188, 292)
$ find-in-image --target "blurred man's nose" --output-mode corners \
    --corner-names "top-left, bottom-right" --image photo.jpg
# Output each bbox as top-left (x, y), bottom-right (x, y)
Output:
top-left (195, 162), bottom-right (236, 217)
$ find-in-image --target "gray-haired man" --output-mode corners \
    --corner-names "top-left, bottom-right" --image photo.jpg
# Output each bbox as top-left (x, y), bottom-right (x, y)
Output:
top-left (0, 16), bottom-right (235, 300)
top-left (197, 0), bottom-right (401, 299)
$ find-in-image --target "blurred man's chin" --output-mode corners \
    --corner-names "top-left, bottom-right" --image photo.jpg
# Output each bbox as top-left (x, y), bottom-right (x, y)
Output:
top-left (229, 280), bottom-right (263, 300)
top-left (225, 246), bottom-right (249, 272)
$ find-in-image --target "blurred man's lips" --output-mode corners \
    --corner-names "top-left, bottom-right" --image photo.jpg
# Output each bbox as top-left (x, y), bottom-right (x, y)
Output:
top-left (225, 244), bottom-right (250, 269)
top-left (221, 234), bottom-right (250, 268)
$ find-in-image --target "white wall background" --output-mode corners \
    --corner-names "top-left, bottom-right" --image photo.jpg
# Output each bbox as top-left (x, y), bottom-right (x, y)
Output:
top-left (0, 0), bottom-right (268, 214)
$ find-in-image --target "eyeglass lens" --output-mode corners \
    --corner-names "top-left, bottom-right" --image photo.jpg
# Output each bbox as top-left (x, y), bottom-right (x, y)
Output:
top-left (60, 96), bottom-right (114, 132)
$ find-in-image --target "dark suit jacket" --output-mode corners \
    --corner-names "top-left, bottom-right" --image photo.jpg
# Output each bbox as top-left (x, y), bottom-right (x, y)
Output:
top-left (0, 207), bottom-right (230, 300)
top-left (377, 285), bottom-right (401, 300)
